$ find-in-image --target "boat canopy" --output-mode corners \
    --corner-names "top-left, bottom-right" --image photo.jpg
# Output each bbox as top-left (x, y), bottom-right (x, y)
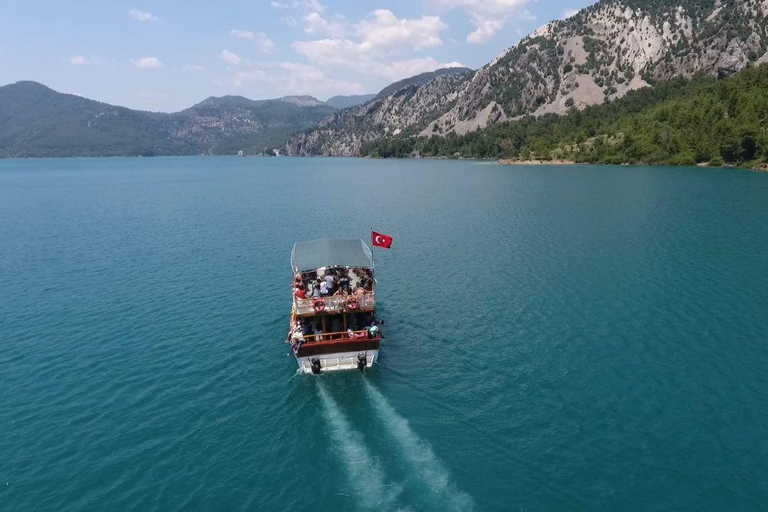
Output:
top-left (291, 238), bottom-right (373, 272)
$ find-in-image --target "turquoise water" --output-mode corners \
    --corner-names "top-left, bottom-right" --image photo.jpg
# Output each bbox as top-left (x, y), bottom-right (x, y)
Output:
top-left (2, 157), bottom-right (768, 511)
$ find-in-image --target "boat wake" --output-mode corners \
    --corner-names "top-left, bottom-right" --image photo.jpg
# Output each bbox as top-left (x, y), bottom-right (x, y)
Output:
top-left (363, 380), bottom-right (475, 511)
top-left (317, 383), bottom-right (402, 510)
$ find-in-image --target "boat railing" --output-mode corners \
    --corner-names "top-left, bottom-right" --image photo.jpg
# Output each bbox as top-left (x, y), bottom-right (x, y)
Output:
top-left (294, 292), bottom-right (375, 316)
top-left (301, 329), bottom-right (372, 345)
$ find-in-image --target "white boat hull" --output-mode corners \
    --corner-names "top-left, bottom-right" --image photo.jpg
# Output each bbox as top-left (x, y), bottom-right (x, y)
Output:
top-left (296, 349), bottom-right (378, 374)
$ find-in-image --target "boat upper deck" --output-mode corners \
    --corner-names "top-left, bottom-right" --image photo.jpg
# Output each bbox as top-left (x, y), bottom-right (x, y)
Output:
top-left (292, 265), bottom-right (375, 316)
top-left (291, 238), bottom-right (376, 317)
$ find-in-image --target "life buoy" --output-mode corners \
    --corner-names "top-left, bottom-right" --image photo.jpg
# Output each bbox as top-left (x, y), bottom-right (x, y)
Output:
top-left (312, 298), bottom-right (326, 312)
top-left (346, 297), bottom-right (359, 310)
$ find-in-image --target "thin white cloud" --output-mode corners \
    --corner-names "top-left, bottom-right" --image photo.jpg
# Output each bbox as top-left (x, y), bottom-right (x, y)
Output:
top-left (355, 10), bottom-right (445, 51)
top-left (292, 9), bottom-right (447, 62)
top-left (220, 49), bottom-right (242, 65)
top-left (131, 56), bottom-right (164, 68)
top-left (291, 8), bottom-right (457, 82)
top-left (271, 0), bottom-right (325, 12)
top-left (375, 58), bottom-right (465, 81)
top-left (428, 0), bottom-right (533, 43)
top-left (303, 12), bottom-right (347, 38)
top-left (220, 61), bottom-right (364, 96)
top-left (129, 8), bottom-right (160, 23)
top-left (561, 8), bottom-right (579, 19)
top-left (67, 55), bottom-right (99, 66)
top-left (292, 39), bottom-right (462, 81)
top-left (229, 30), bottom-right (277, 54)
top-left (182, 64), bottom-right (206, 72)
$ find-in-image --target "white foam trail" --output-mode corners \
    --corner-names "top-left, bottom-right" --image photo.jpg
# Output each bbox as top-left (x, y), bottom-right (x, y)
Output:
top-left (317, 383), bottom-right (401, 510)
top-left (364, 380), bottom-right (475, 511)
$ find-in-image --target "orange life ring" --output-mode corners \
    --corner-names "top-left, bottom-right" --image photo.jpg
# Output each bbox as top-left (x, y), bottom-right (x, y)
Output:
top-left (346, 296), bottom-right (359, 310)
top-left (312, 298), bottom-right (325, 312)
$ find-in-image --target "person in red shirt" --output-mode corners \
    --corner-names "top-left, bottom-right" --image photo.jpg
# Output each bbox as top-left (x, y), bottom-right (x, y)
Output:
top-left (294, 286), bottom-right (307, 299)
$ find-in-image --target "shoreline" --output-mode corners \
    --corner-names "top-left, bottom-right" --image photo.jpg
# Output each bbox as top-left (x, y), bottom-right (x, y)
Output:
top-left (1, 153), bottom-right (766, 172)
top-left (497, 158), bottom-right (577, 166)
top-left (496, 158), bottom-right (768, 172)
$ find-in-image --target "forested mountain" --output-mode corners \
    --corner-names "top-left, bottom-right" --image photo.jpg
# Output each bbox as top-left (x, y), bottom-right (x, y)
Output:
top-left (0, 82), bottom-right (335, 157)
top-left (286, 0), bottom-right (768, 156)
top-left (361, 62), bottom-right (768, 168)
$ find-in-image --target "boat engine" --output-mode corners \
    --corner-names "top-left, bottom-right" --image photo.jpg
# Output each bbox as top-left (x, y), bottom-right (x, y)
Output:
top-left (357, 352), bottom-right (367, 371)
top-left (310, 357), bottom-right (322, 374)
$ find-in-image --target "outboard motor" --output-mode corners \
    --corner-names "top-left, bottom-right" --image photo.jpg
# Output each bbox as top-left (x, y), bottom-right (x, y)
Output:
top-left (357, 352), bottom-right (367, 372)
top-left (310, 357), bottom-right (322, 375)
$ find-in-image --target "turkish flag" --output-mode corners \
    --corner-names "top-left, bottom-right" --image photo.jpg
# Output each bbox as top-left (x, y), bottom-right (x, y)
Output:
top-left (371, 231), bottom-right (393, 249)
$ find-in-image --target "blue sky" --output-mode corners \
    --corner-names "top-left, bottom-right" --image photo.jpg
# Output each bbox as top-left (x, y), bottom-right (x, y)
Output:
top-left (1, 0), bottom-right (593, 112)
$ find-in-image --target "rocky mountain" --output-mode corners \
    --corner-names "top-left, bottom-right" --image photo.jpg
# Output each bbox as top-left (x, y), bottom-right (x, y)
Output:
top-left (326, 94), bottom-right (377, 109)
top-left (286, 68), bottom-right (474, 156)
top-left (287, 0), bottom-right (768, 156)
top-left (0, 82), bottom-right (336, 157)
top-left (374, 67), bottom-right (473, 99)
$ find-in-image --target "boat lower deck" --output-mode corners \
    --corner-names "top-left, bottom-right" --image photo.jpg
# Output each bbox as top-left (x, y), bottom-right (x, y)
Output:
top-left (296, 349), bottom-right (378, 373)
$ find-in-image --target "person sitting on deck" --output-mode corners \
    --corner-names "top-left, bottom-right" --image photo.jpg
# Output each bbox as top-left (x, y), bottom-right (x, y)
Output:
top-left (367, 323), bottom-right (379, 339)
top-left (354, 284), bottom-right (366, 297)
top-left (311, 283), bottom-right (321, 298)
top-left (294, 285), bottom-right (306, 299)
top-left (320, 280), bottom-right (329, 296)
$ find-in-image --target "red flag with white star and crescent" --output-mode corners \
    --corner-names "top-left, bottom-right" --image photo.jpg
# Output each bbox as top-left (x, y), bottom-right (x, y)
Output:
top-left (371, 230), bottom-right (393, 249)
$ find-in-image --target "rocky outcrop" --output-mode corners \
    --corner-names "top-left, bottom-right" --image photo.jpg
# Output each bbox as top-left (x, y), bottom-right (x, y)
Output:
top-left (287, 0), bottom-right (768, 156)
top-left (286, 71), bottom-right (472, 156)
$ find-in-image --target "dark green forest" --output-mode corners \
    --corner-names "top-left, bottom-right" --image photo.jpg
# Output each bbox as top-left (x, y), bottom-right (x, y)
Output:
top-left (361, 63), bottom-right (768, 168)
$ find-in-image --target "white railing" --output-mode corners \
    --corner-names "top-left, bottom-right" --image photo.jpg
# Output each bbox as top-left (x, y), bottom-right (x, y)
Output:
top-left (294, 292), bottom-right (375, 315)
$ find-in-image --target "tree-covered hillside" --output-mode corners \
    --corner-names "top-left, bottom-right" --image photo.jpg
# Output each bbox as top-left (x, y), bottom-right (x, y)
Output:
top-left (0, 82), bottom-right (336, 158)
top-left (361, 63), bottom-right (768, 168)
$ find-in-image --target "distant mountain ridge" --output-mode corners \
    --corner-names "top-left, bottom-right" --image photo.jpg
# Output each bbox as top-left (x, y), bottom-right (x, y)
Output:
top-left (287, 0), bottom-right (768, 156)
top-left (0, 82), bottom-right (336, 157)
top-left (326, 94), bottom-right (377, 109)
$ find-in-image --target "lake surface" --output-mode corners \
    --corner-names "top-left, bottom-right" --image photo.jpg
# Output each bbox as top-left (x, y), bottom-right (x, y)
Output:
top-left (1, 157), bottom-right (768, 511)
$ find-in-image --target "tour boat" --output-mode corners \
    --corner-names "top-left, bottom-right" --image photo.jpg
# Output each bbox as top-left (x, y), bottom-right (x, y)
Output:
top-left (287, 238), bottom-right (382, 374)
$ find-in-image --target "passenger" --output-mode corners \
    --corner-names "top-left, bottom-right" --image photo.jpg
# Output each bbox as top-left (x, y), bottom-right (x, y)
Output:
top-left (294, 285), bottom-right (306, 299)
top-left (311, 284), bottom-right (321, 298)
top-left (313, 323), bottom-right (323, 341)
top-left (320, 281), bottom-right (329, 296)
top-left (324, 272), bottom-right (336, 294)
top-left (339, 271), bottom-right (351, 293)
top-left (348, 328), bottom-right (365, 339)
top-left (354, 284), bottom-right (366, 296)
top-left (367, 323), bottom-right (379, 339)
